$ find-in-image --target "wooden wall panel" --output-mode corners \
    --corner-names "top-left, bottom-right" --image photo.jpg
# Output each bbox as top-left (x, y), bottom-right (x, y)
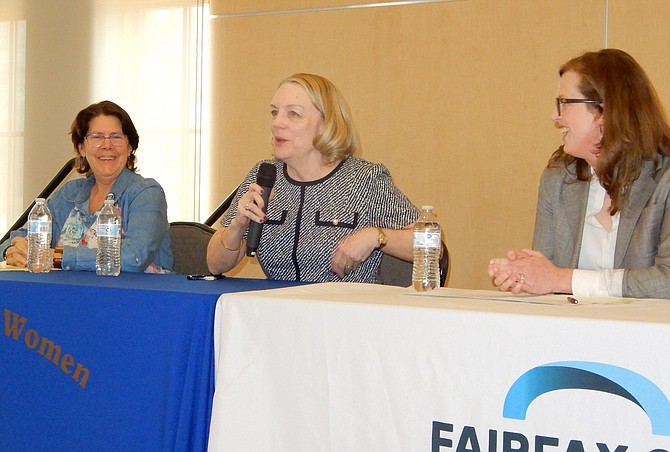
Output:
top-left (608, 1), bottom-right (670, 110)
top-left (208, 0), bottom-right (606, 287)
top-left (210, 0), bottom-right (439, 16)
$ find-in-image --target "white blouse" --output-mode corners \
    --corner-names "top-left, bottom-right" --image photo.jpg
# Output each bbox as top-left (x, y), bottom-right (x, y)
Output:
top-left (571, 174), bottom-right (625, 297)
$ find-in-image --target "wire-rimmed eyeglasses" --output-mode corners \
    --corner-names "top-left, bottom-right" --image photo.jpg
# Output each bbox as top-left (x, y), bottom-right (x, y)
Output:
top-left (555, 98), bottom-right (602, 117)
top-left (84, 133), bottom-right (128, 148)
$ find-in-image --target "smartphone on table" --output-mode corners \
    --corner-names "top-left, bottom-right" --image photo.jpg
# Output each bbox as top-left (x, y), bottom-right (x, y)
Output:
top-left (186, 274), bottom-right (226, 281)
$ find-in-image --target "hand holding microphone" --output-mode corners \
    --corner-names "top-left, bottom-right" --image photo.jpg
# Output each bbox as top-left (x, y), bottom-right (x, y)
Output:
top-left (246, 163), bottom-right (277, 257)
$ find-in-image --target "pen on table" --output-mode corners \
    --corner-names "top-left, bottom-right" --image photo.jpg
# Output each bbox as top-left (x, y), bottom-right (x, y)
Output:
top-left (567, 296), bottom-right (579, 304)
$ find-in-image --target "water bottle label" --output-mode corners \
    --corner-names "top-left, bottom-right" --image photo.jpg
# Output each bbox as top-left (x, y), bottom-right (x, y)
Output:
top-left (413, 231), bottom-right (441, 248)
top-left (98, 223), bottom-right (121, 238)
top-left (28, 220), bottom-right (51, 234)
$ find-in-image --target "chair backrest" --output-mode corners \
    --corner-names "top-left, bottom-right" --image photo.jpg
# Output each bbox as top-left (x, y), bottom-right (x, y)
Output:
top-left (379, 241), bottom-right (449, 287)
top-left (378, 254), bottom-right (413, 287)
top-left (1, 158), bottom-right (76, 244)
top-left (439, 240), bottom-right (449, 286)
top-left (169, 221), bottom-right (215, 275)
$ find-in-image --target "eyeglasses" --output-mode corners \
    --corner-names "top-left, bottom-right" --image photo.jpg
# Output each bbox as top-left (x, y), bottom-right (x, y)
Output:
top-left (84, 133), bottom-right (128, 148)
top-left (555, 98), bottom-right (602, 117)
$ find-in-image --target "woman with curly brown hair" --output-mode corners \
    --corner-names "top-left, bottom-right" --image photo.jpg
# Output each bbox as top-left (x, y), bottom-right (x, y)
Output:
top-left (1, 100), bottom-right (173, 272)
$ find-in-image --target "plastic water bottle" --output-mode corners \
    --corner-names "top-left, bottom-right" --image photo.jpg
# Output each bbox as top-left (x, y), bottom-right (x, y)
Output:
top-left (96, 199), bottom-right (121, 276)
top-left (412, 206), bottom-right (441, 291)
top-left (27, 198), bottom-right (53, 273)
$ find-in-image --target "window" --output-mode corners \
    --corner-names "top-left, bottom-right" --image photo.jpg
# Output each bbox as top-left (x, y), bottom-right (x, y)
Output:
top-left (0, 14), bottom-right (25, 235)
top-left (0, 0), bottom-right (209, 238)
top-left (90, 0), bottom-right (210, 222)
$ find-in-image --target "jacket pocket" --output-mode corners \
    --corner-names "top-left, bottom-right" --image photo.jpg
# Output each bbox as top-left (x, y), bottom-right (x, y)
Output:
top-left (315, 210), bottom-right (359, 230)
top-left (266, 210), bottom-right (288, 226)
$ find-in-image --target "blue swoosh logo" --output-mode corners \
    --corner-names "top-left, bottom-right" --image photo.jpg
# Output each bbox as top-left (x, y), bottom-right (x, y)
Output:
top-left (503, 361), bottom-right (670, 436)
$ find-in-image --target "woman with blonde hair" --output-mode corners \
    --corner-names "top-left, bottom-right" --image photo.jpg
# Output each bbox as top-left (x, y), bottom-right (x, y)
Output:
top-left (489, 49), bottom-right (670, 298)
top-left (207, 73), bottom-right (419, 282)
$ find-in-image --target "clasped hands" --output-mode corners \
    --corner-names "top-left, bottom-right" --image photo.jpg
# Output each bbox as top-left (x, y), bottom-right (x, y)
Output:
top-left (4, 237), bottom-right (62, 269)
top-left (488, 249), bottom-right (564, 295)
top-left (4, 237), bottom-right (28, 267)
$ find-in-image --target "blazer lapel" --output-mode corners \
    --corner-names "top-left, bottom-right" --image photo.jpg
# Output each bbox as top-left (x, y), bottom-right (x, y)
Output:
top-left (558, 171), bottom-right (588, 267)
top-left (615, 159), bottom-right (661, 267)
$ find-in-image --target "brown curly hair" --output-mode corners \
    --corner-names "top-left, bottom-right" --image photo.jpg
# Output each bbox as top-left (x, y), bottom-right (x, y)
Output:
top-left (70, 100), bottom-right (140, 175)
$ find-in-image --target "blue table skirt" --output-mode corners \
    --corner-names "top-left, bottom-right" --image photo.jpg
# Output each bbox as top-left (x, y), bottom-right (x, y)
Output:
top-left (0, 271), bottom-right (298, 452)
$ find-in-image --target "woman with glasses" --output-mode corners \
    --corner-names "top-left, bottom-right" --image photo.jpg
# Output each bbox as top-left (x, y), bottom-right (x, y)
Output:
top-left (489, 48), bottom-right (670, 299)
top-left (1, 100), bottom-right (173, 272)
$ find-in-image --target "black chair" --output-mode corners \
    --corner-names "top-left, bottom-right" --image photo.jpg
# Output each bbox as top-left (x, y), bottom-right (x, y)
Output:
top-left (205, 185), bottom-right (240, 227)
top-left (439, 241), bottom-right (449, 286)
top-left (169, 221), bottom-right (215, 275)
top-left (164, 185), bottom-right (239, 275)
top-left (1, 158), bottom-right (76, 244)
top-left (379, 241), bottom-right (449, 287)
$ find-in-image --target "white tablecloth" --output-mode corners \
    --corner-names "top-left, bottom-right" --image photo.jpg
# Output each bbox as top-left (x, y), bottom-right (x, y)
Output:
top-left (208, 283), bottom-right (670, 451)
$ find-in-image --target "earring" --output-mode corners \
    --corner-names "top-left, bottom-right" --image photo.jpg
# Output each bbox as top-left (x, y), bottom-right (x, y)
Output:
top-left (78, 155), bottom-right (88, 171)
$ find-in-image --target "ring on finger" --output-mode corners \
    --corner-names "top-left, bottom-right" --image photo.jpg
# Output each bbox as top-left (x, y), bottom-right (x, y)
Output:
top-left (518, 272), bottom-right (525, 283)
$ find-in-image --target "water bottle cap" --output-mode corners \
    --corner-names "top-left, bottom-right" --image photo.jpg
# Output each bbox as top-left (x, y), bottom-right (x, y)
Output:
top-left (103, 199), bottom-right (115, 205)
top-left (35, 197), bottom-right (46, 203)
top-left (421, 205), bottom-right (433, 210)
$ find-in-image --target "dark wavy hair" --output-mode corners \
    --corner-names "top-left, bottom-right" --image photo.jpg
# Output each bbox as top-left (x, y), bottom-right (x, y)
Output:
top-left (70, 100), bottom-right (140, 175)
top-left (549, 48), bottom-right (670, 214)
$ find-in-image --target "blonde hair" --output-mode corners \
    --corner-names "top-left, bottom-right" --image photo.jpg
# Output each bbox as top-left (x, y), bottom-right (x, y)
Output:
top-left (278, 73), bottom-right (361, 164)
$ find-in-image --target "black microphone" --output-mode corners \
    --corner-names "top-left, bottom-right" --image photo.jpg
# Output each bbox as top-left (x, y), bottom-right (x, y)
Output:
top-left (246, 163), bottom-right (277, 257)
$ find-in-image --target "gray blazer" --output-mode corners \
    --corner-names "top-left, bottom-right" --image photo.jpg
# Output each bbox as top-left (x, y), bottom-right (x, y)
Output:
top-left (532, 155), bottom-right (670, 299)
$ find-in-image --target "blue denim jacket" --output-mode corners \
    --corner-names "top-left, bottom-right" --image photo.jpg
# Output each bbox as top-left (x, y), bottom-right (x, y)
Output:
top-left (1, 168), bottom-right (173, 272)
